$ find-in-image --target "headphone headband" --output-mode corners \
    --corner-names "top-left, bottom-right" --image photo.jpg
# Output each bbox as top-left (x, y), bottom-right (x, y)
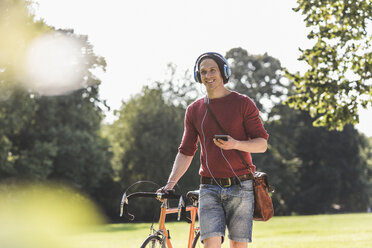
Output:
top-left (193, 52), bottom-right (231, 84)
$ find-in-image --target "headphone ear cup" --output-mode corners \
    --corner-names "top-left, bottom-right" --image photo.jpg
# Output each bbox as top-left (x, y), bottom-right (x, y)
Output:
top-left (224, 64), bottom-right (231, 82)
top-left (196, 71), bottom-right (201, 83)
top-left (193, 60), bottom-right (202, 83)
top-left (194, 69), bottom-right (199, 83)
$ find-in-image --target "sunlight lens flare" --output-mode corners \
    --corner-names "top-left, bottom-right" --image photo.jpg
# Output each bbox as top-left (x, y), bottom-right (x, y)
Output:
top-left (20, 32), bottom-right (87, 96)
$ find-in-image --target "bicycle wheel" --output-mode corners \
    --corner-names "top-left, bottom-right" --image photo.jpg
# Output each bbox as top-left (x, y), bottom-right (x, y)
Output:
top-left (191, 230), bottom-right (201, 248)
top-left (140, 235), bottom-right (164, 248)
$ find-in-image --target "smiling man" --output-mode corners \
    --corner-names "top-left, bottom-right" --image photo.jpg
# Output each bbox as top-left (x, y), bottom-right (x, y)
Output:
top-left (159, 52), bottom-right (269, 248)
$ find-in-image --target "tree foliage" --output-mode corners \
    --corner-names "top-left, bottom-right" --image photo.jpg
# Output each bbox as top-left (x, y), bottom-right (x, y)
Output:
top-left (0, 28), bottom-right (112, 189)
top-left (160, 63), bottom-right (201, 108)
top-left (0, 0), bottom-right (116, 219)
top-left (0, 0), bottom-right (49, 180)
top-left (266, 104), bottom-right (372, 214)
top-left (285, 0), bottom-right (372, 130)
top-left (225, 47), bottom-right (288, 114)
top-left (0, 0), bottom-right (51, 80)
top-left (107, 84), bottom-right (201, 220)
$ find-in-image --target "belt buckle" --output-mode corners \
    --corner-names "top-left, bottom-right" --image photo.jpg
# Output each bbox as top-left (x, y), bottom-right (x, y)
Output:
top-left (222, 178), bottom-right (232, 187)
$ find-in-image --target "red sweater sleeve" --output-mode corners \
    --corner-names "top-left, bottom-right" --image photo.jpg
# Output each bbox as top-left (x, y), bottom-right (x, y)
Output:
top-left (178, 105), bottom-right (199, 156)
top-left (243, 97), bottom-right (269, 140)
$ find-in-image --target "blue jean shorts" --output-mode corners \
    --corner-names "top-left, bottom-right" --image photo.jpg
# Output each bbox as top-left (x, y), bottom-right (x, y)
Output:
top-left (198, 180), bottom-right (254, 243)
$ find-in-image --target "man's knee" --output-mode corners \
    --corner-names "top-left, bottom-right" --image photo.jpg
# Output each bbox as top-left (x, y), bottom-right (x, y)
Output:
top-left (203, 236), bottom-right (223, 248)
top-left (229, 240), bottom-right (248, 248)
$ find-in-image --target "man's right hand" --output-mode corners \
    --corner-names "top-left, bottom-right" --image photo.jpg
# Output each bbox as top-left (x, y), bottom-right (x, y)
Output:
top-left (156, 184), bottom-right (173, 193)
top-left (156, 183), bottom-right (175, 201)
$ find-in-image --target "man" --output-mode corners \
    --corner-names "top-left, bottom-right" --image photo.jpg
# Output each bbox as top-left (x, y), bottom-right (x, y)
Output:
top-left (159, 52), bottom-right (268, 248)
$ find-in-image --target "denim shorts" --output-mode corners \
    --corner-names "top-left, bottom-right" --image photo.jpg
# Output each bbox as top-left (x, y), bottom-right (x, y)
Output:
top-left (198, 180), bottom-right (254, 243)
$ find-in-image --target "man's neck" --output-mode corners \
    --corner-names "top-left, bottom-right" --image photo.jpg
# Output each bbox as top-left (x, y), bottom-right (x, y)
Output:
top-left (207, 87), bottom-right (231, 99)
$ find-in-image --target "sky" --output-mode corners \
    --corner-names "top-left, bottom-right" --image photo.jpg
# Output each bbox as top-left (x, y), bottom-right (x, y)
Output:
top-left (32, 0), bottom-right (371, 137)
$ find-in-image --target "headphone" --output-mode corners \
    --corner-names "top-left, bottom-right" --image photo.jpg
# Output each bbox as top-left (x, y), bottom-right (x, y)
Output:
top-left (193, 52), bottom-right (231, 84)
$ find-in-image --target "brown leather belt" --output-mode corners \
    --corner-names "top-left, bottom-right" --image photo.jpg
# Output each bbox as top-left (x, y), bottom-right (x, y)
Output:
top-left (200, 173), bottom-right (254, 187)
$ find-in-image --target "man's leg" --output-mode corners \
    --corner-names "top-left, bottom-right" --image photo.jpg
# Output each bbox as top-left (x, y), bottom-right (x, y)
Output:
top-left (229, 240), bottom-right (248, 248)
top-left (199, 184), bottom-right (226, 245)
top-left (204, 236), bottom-right (223, 248)
top-left (224, 181), bottom-right (254, 244)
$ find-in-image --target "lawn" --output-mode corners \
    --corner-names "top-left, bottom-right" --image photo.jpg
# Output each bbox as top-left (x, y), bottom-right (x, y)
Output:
top-left (70, 213), bottom-right (372, 248)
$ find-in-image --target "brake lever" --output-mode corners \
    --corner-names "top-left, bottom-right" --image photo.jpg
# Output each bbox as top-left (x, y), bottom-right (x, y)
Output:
top-left (120, 192), bottom-right (128, 217)
top-left (120, 192), bottom-right (135, 221)
top-left (177, 195), bottom-right (185, 221)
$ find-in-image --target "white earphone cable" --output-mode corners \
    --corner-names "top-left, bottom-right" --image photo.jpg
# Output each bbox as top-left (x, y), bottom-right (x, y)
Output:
top-left (220, 149), bottom-right (242, 186)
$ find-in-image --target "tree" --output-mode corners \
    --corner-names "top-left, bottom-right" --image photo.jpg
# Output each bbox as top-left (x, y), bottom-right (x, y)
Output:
top-left (0, 0), bottom-right (52, 180)
top-left (108, 85), bottom-right (200, 220)
top-left (0, 30), bottom-right (113, 188)
top-left (0, 0), bottom-right (51, 80)
top-left (1, 0), bottom-right (47, 178)
top-left (161, 63), bottom-right (201, 108)
top-left (261, 104), bottom-right (304, 215)
top-left (0, 0), bottom-right (116, 219)
top-left (267, 103), bottom-right (372, 214)
top-left (0, 88), bottom-right (40, 180)
top-left (285, 0), bottom-right (372, 130)
top-left (294, 120), bottom-right (370, 213)
top-left (225, 47), bottom-right (288, 115)
top-left (366, 137), bottom-right (372, 208)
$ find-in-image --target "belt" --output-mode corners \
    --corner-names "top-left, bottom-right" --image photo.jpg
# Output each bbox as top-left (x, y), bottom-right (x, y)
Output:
top-left (200, 173), bottom-right (254, 187)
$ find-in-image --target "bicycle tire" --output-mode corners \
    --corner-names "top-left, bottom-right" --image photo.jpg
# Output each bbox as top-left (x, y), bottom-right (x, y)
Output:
top-left (191, 230), bottom-right (201, 248)
top-left (140, 235), bottom-right (164, 248)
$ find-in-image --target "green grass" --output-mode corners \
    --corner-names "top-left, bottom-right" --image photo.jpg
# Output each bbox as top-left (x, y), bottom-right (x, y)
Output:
top-left (70, 213), bottom-right (372, 248)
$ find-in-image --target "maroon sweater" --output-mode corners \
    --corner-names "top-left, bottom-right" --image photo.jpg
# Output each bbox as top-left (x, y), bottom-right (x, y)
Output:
top-left (178, 91), bottom-right (269, 178)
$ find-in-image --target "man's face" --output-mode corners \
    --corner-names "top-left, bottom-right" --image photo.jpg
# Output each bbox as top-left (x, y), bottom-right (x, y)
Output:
top-left (199, 58), bottom-right (224, 89)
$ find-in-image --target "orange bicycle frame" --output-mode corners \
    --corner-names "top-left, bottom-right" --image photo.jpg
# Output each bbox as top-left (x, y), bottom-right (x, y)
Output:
top-left (157, 201), bottom-right (199, 248)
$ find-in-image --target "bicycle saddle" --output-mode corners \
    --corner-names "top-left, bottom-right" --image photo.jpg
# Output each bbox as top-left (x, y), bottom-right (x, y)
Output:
top-left (186, 190), bottom-right (199, 203)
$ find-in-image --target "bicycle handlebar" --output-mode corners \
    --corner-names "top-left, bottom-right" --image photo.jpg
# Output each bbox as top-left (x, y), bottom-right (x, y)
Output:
top-left (120, 190), bottom-right (180, 221)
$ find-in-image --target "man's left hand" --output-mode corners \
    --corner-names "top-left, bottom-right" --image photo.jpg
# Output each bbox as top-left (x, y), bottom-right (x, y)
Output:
top-left (213, 135), bottom-right (237, 150)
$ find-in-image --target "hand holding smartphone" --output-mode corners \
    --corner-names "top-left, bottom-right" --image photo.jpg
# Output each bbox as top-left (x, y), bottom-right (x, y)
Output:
top-left (214, 134), bottom-right (228, 141)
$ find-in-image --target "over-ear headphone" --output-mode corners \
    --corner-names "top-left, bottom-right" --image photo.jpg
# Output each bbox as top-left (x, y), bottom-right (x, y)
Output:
top-left (193, 52), bottom-right (231, 84)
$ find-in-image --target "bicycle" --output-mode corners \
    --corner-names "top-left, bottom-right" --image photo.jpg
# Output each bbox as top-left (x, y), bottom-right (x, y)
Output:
top-left (120, 185), bottom-right (201, 248)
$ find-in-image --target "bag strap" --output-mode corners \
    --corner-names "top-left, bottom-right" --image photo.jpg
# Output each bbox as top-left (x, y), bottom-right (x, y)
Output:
top-left (206, 101), bottom-right (254, 175)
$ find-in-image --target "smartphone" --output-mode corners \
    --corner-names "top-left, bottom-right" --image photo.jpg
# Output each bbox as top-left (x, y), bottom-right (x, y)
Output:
top-left (214, 134), bottom-right (228, 141)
